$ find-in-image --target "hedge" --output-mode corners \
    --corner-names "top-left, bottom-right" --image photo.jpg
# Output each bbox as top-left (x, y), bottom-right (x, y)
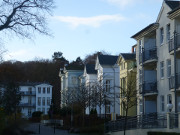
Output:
top-left (148, 132), bottom-right (180, 135)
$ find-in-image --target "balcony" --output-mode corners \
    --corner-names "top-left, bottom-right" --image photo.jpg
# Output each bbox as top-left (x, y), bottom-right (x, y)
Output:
top-left (19, 103), bottom-right (36, 107)
top-left (139, 82), bottom-right (158, 95)
top-left (168, 34), bottom-right (180, 54)
top-left (169, 73), bottom-right (180, 90)
top-left (139, 48), bottom-right (157, 65)
top-left (21, 91), bottom-right (36, 96)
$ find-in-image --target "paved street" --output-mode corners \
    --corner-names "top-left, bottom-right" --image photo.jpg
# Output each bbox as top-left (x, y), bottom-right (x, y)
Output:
top-left (25, 123), bottom-right (78, 135)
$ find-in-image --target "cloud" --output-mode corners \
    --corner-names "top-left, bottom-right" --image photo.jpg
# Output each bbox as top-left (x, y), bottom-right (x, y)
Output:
top-left (52, 14), bottom-right (126, 28)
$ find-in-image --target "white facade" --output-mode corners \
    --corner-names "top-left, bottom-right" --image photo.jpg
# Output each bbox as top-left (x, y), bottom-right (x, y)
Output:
top-left (59, 68), bottom-right (83, 108)
top-left (19, 83), bottom-right (52, 117)
top-left (95, 55), bottom-right (120, 115)
top-left (133, 0), bottom-right (180, 115)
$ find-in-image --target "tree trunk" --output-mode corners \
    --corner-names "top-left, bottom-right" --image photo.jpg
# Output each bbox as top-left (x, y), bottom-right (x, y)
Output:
top-left (124, 108), bottom-right (128, 135)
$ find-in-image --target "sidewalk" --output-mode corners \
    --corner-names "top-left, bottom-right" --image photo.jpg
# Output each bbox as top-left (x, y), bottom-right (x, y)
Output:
top-left (25, 123), bottom-right (78, 135)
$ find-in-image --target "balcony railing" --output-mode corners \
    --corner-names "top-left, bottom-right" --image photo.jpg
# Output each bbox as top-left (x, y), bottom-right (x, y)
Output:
top-left (169, 73), bottom-right (180, 89)
top-left (19, 103), bottom-right (36, 107)
top-left (139, 48), bottom-right (157, 64)
top-left (21, 91), bottom-right (36, 96)
top-left (139, 82), bottom-right (157, 94)
top-left (169, 34), bottom-right (180, 53)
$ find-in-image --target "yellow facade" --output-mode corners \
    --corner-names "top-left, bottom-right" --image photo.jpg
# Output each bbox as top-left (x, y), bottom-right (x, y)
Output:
top-left (118, 55), bottom-right (137, 116)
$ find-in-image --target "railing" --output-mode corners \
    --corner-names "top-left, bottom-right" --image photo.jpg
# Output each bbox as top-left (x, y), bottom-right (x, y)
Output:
top-left (169, 73), bottom-right (180, 89)
top-left (169, 34), bottom-right (180, 52)
top-left (19, 103), bottom-right (36, 107)
top-left (21, 91), bottom-right (36, 95)
top-left (143, 82), bottom-right (157, 94)
top-left (139, 48), bottom-right (157, 64)
top-left (169, 113), bottom-right (178, 129)
top-left (143, 48), bottom-right (157, 62)
top-left (139, 82), bottom-right (157, 94)
top-left (105, 113), bottom-right (167, 133)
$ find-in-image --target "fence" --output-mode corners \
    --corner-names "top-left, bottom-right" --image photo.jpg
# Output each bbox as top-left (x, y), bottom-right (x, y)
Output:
top-left (105, 113), bottom-right (169, 133)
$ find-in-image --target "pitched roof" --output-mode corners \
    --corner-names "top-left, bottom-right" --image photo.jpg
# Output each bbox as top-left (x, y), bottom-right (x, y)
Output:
top-left (120, 53), bottom-right (136, 60)
top-left (166, 1), bottom-right (180, 10)
top-left (85, 64), bottom-right (97, 74)
top-left (131, 23), bottom-right (159, 39)
top-left (98, 55), bottom-right (118, 66)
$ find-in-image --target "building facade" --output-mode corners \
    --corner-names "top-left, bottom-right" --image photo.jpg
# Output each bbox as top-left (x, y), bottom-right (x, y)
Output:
top-left (132, 0), bottom-right (180, 115)
top-left (19, 82), bottom-right (52, 117)
top-left (117, 52), bottom-right (137, 116)
top-left (95, 55), bottom-right (120, 116)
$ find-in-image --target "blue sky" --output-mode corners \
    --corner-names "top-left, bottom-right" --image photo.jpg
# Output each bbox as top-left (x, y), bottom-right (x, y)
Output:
top-left (3, 0), bottom-right (163, 62)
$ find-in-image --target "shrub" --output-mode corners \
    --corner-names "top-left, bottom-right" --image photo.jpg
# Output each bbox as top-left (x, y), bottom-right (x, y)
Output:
top-left (32, 111), bottom-right (43, 118)
top-left (148, 132), bottom-right (180, 135)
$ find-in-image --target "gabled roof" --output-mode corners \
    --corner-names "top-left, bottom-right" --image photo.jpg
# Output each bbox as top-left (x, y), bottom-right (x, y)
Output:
top-left (165, 1), bottom-right (180, 10)
top-left (65, 65), bottom-right (84, 70)
top-left (120, 53), bottom-right (136, 60)
top-left (85, 64), bottom-right (97, 74)
top-left (98, 55), bottom-right (118, 66)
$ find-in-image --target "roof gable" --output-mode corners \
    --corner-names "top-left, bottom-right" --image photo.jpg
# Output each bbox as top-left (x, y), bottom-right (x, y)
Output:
top-left (85, 64), bottom-right (97, 74)
top-left (98, 55), bottom-right (118, 66)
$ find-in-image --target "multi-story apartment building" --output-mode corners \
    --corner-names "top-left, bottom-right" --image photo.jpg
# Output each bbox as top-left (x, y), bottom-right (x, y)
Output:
top-left (19, 82), bottom-right (52, 117)
top-left (117, 52), bottom-right (137, 116)
top-left (132, 0), bottom-right (180, 115)
top-left (59, 66), bottom-right (83, 108)
top-left (95, 55), bottom-right (120, 117)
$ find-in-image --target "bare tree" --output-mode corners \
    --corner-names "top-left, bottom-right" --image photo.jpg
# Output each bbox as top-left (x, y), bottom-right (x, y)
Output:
top-left (120, 71), bottom-right (137, 135)
top-left (0, 0), bottom-right (54, 39)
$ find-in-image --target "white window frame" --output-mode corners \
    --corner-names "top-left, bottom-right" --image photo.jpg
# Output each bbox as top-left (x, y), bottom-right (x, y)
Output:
top-left (160, 27), bottom-right (164, 45)
top-left (47, 87), bottom-right (50, 94)
top-left (38, 97), bottom-right (41, 106)
top-left (38, 87), bottom-right (41, 94)
top-left (167, 59), bottom-right (171, 78)
top-left (42, 97), bottom-right (45, 106)
top-left (160, 95), bottom-right (165, 112)
top-left (160, 61), bottom-right (164, 79)
top-left (105, 80), bottom-right (111, 93)
top-left (166, 24), bottom-right (170, 42)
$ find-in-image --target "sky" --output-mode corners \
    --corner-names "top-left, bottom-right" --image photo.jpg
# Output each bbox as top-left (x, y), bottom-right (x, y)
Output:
top-left (3, 0), bottom-right (164, 62)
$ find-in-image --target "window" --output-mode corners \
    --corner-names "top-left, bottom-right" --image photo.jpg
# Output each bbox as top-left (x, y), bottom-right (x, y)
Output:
top-left (28, 87), bottom-right (32, 94)
top-left (139, 39), bottom-right (143, 53)
top-left (121, 63), bottom-right (123, 70)
top-left (160, 27), bottom-right (164, 44)
top-left (42, 97), bottom-right (45, 106)
top-left (167, 24), bottom-right (170, 42)
top-left (71, 76), bottom-right (77, 85)
top-left (38, 87), bottom-right (41, 94)
top-left (47, 97), bottom-right (50, 106)
top-left (47, 87), bottom-right (50, 94)
top-left (105, 80), bottom-right (110, 92)
top-left (124, 62), bottom-right (126, 69)
top-left (121, 78), bottom-right (126, 96)
top-left (43, 88), bottom-right (46, 94)
top-left (38, 97), bottom-right (41, 106)
top-left (28, 97), bottom-right (32, 105)
top-left (160, 95), bottom-right (165, 112)
top-left (167, 59), bottom-right (171, 78)
top-left (160, 61), bottom-right (164, 78)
